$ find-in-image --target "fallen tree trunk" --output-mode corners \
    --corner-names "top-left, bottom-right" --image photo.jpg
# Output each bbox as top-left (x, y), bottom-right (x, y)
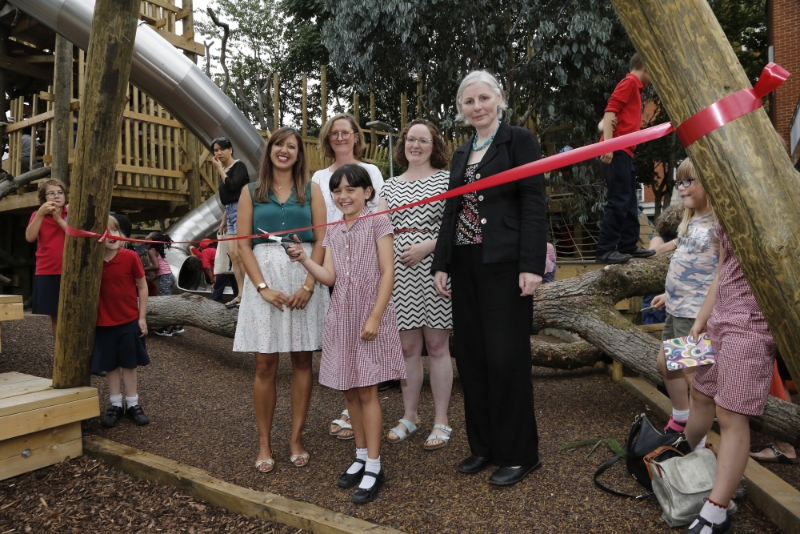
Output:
top-left (0, 166), bottom-right (52, 200)
top-left (532, 256), bottom-right (800, 447)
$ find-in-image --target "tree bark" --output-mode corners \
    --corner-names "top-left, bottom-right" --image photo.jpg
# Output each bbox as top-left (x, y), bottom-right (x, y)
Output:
top-left (610, 0), bottom-right (800, 398)
top-left (0, 166), bottom-right (51, 200)
top-left (52, 34), bottom-right (73, 186)
top-left (52, 0), bottom-right (141, 389)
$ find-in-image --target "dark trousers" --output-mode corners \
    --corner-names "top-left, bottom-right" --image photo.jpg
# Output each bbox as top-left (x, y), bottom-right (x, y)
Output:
top-left (451, 244), bottom-right (539, 466)
top-left (211, 273), bottom-right (238, 302)
top-left (596, 151), bottom-right (640, 255)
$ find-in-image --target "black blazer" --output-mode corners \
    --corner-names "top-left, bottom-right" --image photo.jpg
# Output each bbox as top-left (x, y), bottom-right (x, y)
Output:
top-left (431, 121), bottom-right (547, 275)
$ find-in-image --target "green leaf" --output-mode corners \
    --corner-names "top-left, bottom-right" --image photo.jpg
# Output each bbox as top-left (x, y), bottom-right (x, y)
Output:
top-left (606, 438), bottom-right (627, 458)
top-left (560, 438), bottom-right (602, 451)
top-left (585, 439), bottom-right (604, 459)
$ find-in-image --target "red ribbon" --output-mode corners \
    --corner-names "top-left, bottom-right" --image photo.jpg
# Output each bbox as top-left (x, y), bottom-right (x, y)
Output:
top-left (63, 63), bottom-right (788, 246)
top-left (674, 62), bottom-right (789, 147)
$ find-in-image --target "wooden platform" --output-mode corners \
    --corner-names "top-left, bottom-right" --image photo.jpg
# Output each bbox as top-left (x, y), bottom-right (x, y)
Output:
top-left (0, 372), bottom-right (99, 481)
top-left (0, 294), bottom-right (23, 354)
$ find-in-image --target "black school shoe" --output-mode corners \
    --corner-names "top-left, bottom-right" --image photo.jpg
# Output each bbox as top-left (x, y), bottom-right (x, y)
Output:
top-left (682, 515), bottom-right (732, 534)
top-left (623, 246), bottom-right (657, 259)
top-left (488, 459), bottom-right (542, 486)
top-left (125, 405), bottom-right (150, 426)
top-left (352, 469), bottom-right (385, 504)
top-left (337, 459), bottom-right (365, 488)
top-left (457, 455), bottom-right (493, 474)
top-left (100, 405), bottom-right (124, 428)
top-left (595, 251), bottom-right (631, 264)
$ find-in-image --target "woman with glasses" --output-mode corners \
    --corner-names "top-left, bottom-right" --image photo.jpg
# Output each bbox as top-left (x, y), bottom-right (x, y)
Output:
top-left (432, 71), bottom-right (547, 486)
top-left (25, 179), bottom-right (69, 338)
top-left (313, 113), bottom-right (385, 440)
top-left (212, 137), bottom-right (250, 309)
top-left (377, 119), bottom-right (454, 450)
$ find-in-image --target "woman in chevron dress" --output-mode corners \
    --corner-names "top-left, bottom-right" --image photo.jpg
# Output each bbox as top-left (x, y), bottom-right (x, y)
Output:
top-left (378, 119), bottom-right (454, 451)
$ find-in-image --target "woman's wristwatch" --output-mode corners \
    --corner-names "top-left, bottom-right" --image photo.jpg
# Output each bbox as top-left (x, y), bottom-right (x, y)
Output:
top-left (256, 282), bottom-right (268, 293)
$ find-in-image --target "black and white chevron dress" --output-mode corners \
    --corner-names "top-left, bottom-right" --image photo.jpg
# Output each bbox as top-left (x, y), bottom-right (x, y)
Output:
top-left (380, 171), bottom-right (453, 331)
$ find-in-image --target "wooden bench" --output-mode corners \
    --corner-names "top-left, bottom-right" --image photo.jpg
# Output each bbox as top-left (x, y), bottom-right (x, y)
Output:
top-left (0, 372), bottom-right (99, 481)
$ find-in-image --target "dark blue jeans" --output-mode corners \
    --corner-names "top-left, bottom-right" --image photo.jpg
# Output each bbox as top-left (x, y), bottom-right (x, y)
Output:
top-left (211, 273), bottom-right (238, 302)
top-left (596, 151), bottom-right (640, 255)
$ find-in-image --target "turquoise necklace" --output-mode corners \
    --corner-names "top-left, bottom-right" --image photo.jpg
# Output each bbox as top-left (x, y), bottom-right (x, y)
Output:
top-left (472, 120), bottom-right (501, 151)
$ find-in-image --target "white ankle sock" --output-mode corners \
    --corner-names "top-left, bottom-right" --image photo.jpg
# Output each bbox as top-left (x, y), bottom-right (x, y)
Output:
top-left (688, 500), bottom-right (727, 533)
top-left (672, 408), bottom-right (690, 421)
top-left (694, 435), bottom-right (707, 451)
top-left (359, 457), bottom-right (381, 489)
top-left (346, 448), bottom-right (368, 474)
top-left (110, 394), bottom-right (123, 408)
top-left (126, 395), bottom-right (139, 408)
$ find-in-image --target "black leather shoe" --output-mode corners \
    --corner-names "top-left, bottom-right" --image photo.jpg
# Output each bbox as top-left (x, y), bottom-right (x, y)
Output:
top-left (100, 406), bottom-right (124, 428)
top-left (125, 405), bottom-right (150, 426)
top-left (457, 455), bottom-right (493, 474)
top-left (352, 469), bottom-right (385, 503)
top-left (623, 246), bottom-right (657, 258)
top-left (378, 380), bottom-right (401, 391)
top-left (488, 459), bottom-right (542, 486)
top-left (337, 459), bottom-right (365, 488)
top-left (595, 251), bottom-right (632, 264)
top-left (682, 515), bottom-right (731, 534)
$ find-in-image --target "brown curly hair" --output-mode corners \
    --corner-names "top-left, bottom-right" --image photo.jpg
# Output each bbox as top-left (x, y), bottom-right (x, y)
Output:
top-left (393, 119), bottom-right (451, 169)
top-left (654, 203), bottom-right (685, 242)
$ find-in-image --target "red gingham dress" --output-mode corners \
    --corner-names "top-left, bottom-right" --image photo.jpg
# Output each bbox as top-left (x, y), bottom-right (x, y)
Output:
top-left (319, 207), bottom-right (406, 390)
top-left (692, 223), bottom-right (777, 416)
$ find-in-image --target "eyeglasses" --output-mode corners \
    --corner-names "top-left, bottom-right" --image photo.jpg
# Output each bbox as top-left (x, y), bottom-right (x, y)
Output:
top-left (45, 191), bottom-right (65, 198)
top-left (405, 137), bottom-right (432, 146)
top-left (328, 131), bottom-right (354, 140)
top-left (674, 178), bottom-right (696, 190)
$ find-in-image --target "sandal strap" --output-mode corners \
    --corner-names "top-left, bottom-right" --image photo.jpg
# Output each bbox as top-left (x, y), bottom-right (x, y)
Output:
top-left (331, 419), bottom-right (351, 429)
top-left (361, 470), bottom-right (380, 479)
top-left (432, 424), bottom-right (452, 436)
top-left (399, 419), bottom-right (418, 433)
top-left (390, 419), bottom-right (418, 440)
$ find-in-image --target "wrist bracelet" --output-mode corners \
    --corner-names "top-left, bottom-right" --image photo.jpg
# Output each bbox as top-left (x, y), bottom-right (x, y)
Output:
top-left (302, 285), bottom-right (313, 293)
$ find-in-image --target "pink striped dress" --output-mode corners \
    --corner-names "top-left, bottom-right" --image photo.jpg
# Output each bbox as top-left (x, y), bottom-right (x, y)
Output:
top-left (319, 207), bottom-right (406, 390)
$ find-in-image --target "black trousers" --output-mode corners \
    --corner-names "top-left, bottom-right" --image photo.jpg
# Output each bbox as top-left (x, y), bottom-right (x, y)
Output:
top-left (451, 244), bottom-right (539, 466)
top-left (596, 150), bottom-right (640, 255)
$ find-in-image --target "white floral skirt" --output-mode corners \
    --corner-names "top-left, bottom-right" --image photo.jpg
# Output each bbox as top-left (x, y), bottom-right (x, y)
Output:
top-left (233, 243), bottom-right (329, 353)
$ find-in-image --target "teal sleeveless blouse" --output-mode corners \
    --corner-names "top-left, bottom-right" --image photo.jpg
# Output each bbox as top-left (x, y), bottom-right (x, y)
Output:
top-left (249, 182), bottom-right (315, 246)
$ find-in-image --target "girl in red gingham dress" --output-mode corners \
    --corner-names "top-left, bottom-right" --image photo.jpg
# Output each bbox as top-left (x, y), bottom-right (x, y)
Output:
top-left (681, 222), bottom-right (777, 534)
top-left (290, 164), bottom-right (405, 504)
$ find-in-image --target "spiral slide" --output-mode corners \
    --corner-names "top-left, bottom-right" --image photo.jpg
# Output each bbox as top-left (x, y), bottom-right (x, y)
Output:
top-left (12, 0), bottom-right (265, 292)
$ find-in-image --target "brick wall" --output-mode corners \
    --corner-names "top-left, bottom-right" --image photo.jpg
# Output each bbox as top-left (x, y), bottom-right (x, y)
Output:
top-left (770, 0), bottom-right (800, 150)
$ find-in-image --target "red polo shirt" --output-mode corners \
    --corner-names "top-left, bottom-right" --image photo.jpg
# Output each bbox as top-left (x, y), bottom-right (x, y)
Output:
top-left (191, 245), bottom-right (216, 269)
top-left (97, 248), bottom-right (145, 327)
top-left (29, 206), bottom-right (68, 275)
top-left (599, 73), bottom-right (644, 157)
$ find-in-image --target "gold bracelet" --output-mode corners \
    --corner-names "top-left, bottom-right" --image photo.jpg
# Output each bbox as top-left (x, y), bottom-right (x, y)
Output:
top-left (302, 285), bottom-right (313, 293)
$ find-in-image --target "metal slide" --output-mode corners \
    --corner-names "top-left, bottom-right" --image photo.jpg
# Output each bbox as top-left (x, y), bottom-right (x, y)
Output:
top-left (12, 0), bottom-right (265, 292)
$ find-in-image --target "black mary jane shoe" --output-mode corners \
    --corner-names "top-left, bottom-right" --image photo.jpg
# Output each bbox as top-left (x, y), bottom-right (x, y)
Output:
top-left (457, 455), bottom-right (493, 474)
top-left (352, 469), bottom-right (385, 504)
top-left (100, 405), bottom-right (124, 428)
top-left (682, 515), bottom-right (732, 534)
top-left (125, 405), bottom-right (150, 426)
top-left (488, 459), bottom-right (542, 486)
top-left (337, 459), bottom-right (365, 488)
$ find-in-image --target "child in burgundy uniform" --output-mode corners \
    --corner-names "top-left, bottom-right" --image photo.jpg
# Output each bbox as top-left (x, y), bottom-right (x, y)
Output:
top-left (289, 164), bottom-right (405, 504)
top-left (596, 53), bottom-right (655, 264)
top-left (25, 179), bottom-right (69, 338)
top-left (93, 216), bottom-right (151, 428)
top-left (682, 222), bottom-right (778, 534)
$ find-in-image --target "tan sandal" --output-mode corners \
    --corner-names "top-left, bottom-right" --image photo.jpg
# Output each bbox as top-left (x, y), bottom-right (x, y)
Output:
top-left (255, 458), bottom-right (275, 473)
top-left (290, 453), bottom-right (310, 467)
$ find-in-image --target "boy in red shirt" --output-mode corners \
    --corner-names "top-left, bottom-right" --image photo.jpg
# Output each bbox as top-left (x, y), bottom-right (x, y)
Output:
top-left (191, 239), bottom-right (216, 284)
top-left (596, 53), bottom-right (656, 264)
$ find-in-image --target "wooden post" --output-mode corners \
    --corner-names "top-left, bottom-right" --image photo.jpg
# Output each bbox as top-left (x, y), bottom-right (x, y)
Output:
top-left (320, 65), bottom-right (327, 127)
top-left (52, 35), bottom-right (73, 186)
top-left (416, 73), bottom-right (423, 117)
top-left (301, 74), bottom-right (308, 137)
top-left (611, 0), bottom-right (800, 385)
top-left (353, 93), bottom-right (359, 123)
top-left (0, 26), bottom-right (8, 120)
top-left (181, 0), bottom-right (202, 208)
top-left (52, 0), bottom-right (141, 389)
top-left (400, 92), bottom-right (407, 130)
top-left (273, 72), bottom-right (279, 131)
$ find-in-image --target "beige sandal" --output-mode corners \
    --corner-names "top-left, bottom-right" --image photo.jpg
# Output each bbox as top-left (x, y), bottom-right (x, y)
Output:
top-left (330, 409), bottom-right (351, 436)
top-left (255, 458), bottom-right (275, 473)
top-left (290, 453), bottom-right (310, 467)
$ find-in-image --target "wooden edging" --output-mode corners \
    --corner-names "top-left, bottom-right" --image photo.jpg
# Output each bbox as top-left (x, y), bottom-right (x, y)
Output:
top-left (83, 436), bottom-right (402, 534)
top-left (620, 376), bottom-right (800, 534)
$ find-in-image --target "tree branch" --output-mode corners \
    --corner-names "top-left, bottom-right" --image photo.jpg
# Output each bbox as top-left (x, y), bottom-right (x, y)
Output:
top-left (0, 166), bottom-right (51, 200)
top-left (206, 8), bottom-right (230, 93)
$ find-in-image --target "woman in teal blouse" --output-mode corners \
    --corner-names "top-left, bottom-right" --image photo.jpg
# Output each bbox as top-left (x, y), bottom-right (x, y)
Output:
top-left (233, 127), bottom-right (329, 473)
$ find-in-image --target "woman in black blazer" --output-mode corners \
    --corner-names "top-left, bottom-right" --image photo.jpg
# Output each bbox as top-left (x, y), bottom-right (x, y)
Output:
top-left (432, 70), bottom-right (547, 486)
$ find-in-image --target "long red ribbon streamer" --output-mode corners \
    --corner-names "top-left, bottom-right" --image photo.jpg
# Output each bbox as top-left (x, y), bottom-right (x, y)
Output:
top-left (64, 63), bottom-right (787, 246)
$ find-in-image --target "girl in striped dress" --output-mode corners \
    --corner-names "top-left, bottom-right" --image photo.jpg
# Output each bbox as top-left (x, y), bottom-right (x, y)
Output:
top-left (289, 164), bottom-right (405, 504)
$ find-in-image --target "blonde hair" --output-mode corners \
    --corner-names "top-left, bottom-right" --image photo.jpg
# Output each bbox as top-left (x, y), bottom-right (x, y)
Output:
top-left (318, 113), bottom-right (365, 159)
top-left (675, 158), bottom-right (713, 236)
top-left (107, 215), bottom-right (121, 233)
